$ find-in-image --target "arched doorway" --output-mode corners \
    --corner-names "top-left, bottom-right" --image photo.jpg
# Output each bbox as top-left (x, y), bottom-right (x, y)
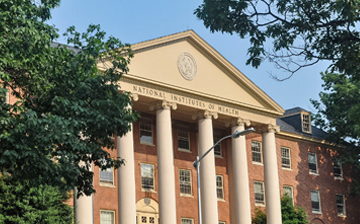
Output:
top-left (136, 198), bottom-right (159, 224)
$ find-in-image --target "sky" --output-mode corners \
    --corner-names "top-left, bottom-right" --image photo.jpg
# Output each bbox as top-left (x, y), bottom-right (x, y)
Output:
top-left (48, 0), bottom-right (328, 112)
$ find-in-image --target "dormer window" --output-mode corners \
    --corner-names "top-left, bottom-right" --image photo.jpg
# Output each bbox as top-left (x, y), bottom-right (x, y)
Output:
top-left (302, 113), bottom-right (311, 134)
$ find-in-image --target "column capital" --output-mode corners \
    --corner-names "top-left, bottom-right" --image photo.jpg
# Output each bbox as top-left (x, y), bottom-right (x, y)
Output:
top-left (225, 118), bottom-right (251, 128)
top-left (149, 100), bottom-right (177, 111)
top-left (130, 93), bottom-right (139, 102)
top-left (264, 124), bottom-right (280, 133)
top-left (192, 110), bottom-right (218, 120)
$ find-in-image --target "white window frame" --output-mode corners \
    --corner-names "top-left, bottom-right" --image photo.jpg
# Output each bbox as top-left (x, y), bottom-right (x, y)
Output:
top-left (179, 169), bottom-right (192, 196)
top-left (141, 163), bottom-right (155, 191)
top-left (100, 210), bottom-right (115, 224)
top-left (140, 119), bottom-right (153, 145)
top-left (216, 175), bottom-right (224, 200)
top-left (308, 153), bottom-right (318, 174)
top-left (213, 132), bottom-right (222, 157)
top-left (178, 129), bottom-right (190, 152)
top-left (302, 113), bottom-right (312, 133)
top-left (281, 147), bottom-right (291, 169)
top-left (99, 167), bottom-right (114, 186)
top-left (311, 190), bottom-right (321, 213)
top-left (336, 194), bottom-right (346, 217)
top-left (333, 160), bottom-right (343, 179)
top-left (181, 218), bottom-right (194, 224)
top-left (283, 185), bottom-right (294, 205)
top-left (3, 89), bottom-right (9, 104)
top-left (254, 181), bottom-right (265, 206)
top-left (251, 141), bottom-right (263, 164)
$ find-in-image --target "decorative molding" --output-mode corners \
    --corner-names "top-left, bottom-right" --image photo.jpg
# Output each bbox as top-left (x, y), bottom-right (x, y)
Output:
top-left (225, 118), bottom-right (251, 127)
top-left (192, 110), bottom-right (218, 120)
top-left (149, 100), bottom-right (177, 111)
top-left (265, 124), bottom-right (280, 133)
top-left (177, 52), bottom-right (197, 81)
top-left (131, 93), bottom-right (139, 102)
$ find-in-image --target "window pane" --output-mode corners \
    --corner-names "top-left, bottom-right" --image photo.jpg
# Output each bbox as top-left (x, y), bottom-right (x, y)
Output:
top-left (252, 142), bottom-right (262, 163)
top-left (216, 175), bottom-right (224, 199)
top-left (141, 164), bottom-right (154, 190)
top-left (180, 169), bottom-right (192, 195)
top-left (100, 211), bottom-right (114, 224)
top-left (181, 218), bottom-right (193, 224)
top-left (178, 130), bottom-right (190, 151)
top-left (336, 195), bottom-right (345, 216)
top-left (334, 160), bottom-right (342, 177)
top-left (140, 120), bottom-right (153, 144)
top-left (311, 191), bottom-right (321, 212)
top-left (281, 147), bottom-right (291, 168)
top-left (100, 168), bottom-right (113, 184)
top-left (308, 153), bottom-right (317, 173)
top-left (213, 132), bottom-right (221, 156)
top-left (254, 182), bottom-right (264, 204)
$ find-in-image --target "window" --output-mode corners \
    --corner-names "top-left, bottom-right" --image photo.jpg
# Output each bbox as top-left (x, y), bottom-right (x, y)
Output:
top-left (216, 175), bottom-right (224, 199)
top-left (254, 181), bottom-right (265, 205)
top-left (281, 147), bottom-right (291, 169)
top-left (333, 160), bottom-right (343, 178)
top-left (283, 185), bottom-right (294, 205)
top-left (178, 130), bottom-right (190, 151)
top-left (302, 113), bottom-right (311, 133)
top-left (100, 210), bottom-right (114, 224)
top-left (179, 169), bottom-right (192, 195)
top-left (141, 163), bottom-right (154, 191)
top-left (252, 141), bottom-right (262, 164)
top-left (336, 194), bottom-right (346, 216)
top-left (140, 119), bottom-right (153, 144)
top-left (213, 132), bottom-right (222, 157)
top-left (100, 167), bottom-right (114, 185)
top-left (308, 153), bottom-right (318, 174)
top-left (181, 218), bottom-right (193, 224)
top-left (311, 190), bottom-right (321, 213)
top-left (219, 222), bottom-right (226, 224)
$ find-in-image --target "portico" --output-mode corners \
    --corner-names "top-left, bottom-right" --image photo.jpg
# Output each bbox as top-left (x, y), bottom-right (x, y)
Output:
top-left (76, 30), bottom-right (285, 224)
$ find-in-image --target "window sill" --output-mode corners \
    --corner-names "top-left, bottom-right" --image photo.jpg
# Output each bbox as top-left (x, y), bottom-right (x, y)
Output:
top-left (217, 199), bottom-right (226, 202)
top-left (180, 194), bottom-right (194, 198)
top-left (282, 167), bottom-right (292, 171)
top-left (337, 214), bottom-right (346, 218)
top-left (309, 172), bottom-right (319, 176)
top-left (140, 142), bottom-right (155, 146)
top-left (99, 183), bottom-right (115, 188)
top-left (178, 149), bottom-right (192, 153)
top-left (312, 211), bottom-right (322, 214)
top-left (215, 155), bottom-right (223, 158)
top-left (255, 203), bottom-right (265, 207)
top-left (334, 177), bottom-right (344, 181)
top-left (252, 162), bottom-right (263, 166)
top-left (141, 189), bottom-right (156, 193)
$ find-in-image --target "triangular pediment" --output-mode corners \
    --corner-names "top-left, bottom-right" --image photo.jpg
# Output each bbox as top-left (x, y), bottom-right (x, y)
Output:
top-left (120, 30), bottom-right (284, 117)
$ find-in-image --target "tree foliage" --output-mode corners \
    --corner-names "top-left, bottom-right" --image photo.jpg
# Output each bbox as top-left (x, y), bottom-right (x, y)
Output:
top-left (195, 0), bottom-right (360, 80)
top-left (0, 176), bottom-right (73, 224)
top-left (252, 196), bottom-right (308, 224)
top-left (311, 72), bottom-right (360, 194)
top-left (0, 0), bottom-right (137, 196)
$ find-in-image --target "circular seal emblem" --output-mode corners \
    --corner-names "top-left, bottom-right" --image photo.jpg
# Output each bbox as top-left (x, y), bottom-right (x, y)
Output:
top-left (177, 52), bottom-right (197, 80)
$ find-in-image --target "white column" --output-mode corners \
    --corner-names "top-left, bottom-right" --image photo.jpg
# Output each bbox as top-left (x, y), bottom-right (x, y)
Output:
top-left (75, 163), bottom-right (94, 224)
top-left (153, 101), bottom-right (177, 224)
top-left (117, 105), bottom-right (136, 224)
top-left (197, 111), bottom-right (219, 224)
top-left (263, 125), bottom-right (282, 224)
top-left (231, 120), bottom-right (252, 224)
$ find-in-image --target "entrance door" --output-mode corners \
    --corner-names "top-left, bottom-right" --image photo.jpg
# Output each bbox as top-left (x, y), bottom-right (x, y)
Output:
top-left (136, 198), bottom-right (159, 224)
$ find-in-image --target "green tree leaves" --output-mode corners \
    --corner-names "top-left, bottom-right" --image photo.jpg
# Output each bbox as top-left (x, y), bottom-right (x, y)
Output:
top-left (195, 0), bottom-right (360, 79)
top-left (0, 0), bottom-right (137, 196)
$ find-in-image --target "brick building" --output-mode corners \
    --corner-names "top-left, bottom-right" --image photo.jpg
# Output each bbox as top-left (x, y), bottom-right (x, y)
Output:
top-left (73, 31), bottom-right (359, 224)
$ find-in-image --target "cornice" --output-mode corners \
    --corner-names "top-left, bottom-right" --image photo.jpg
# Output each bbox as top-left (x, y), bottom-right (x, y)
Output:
top-left (119, 75), bottom-right (283, 118)
top-left (276, 130), bottom-right (337, 147)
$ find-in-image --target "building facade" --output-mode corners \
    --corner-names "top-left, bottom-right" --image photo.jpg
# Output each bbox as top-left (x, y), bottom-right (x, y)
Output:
top-left (74, 31), bottom-right (359, 224)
